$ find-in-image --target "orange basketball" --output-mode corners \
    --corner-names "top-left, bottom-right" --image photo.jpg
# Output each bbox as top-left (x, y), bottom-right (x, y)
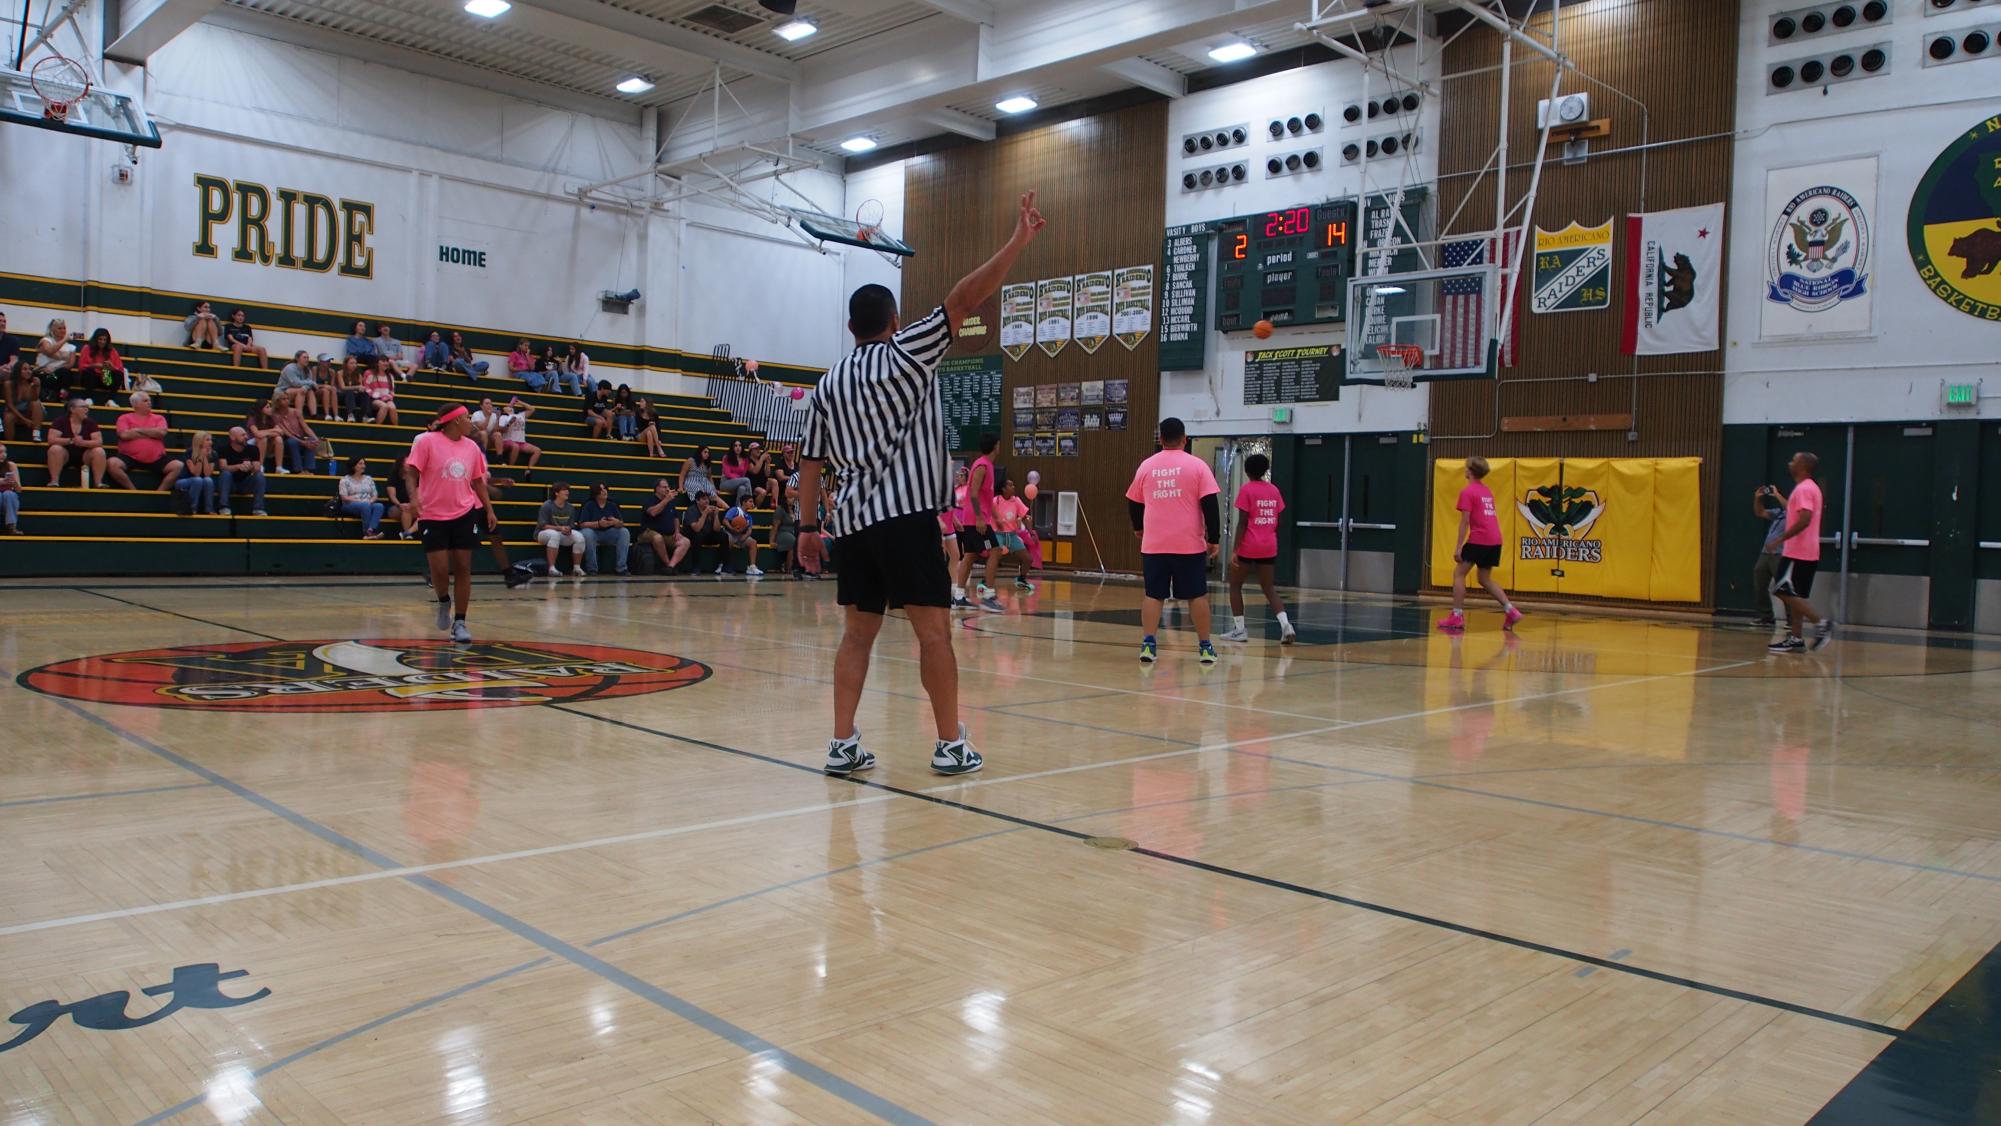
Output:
top-left (1252, 319), bottom-right (1274, 339)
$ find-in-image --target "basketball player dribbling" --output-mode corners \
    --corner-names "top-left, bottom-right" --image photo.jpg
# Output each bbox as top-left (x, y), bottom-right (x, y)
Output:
top-left (1439, 456), bottom-right (1521, 633)
top-left (1219, 452), bottom-right (1294, 643)
top-left (798, 190), bottom-right (1046, 777)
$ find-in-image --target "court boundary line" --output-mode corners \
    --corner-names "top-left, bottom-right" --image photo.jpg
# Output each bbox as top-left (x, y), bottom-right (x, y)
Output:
top-left (0, 781), bottom-right (216, 810)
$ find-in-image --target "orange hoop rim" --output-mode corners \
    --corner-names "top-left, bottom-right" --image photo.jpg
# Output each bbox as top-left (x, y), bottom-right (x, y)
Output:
top-left (1374, 343), bottom-right (1424, 370)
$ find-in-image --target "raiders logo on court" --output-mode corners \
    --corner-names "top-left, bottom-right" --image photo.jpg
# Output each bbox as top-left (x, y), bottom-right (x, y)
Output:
top-left (18, 640), bottom-right (710, 712)
top-left (1908, 115), bottom-right (2001, 321)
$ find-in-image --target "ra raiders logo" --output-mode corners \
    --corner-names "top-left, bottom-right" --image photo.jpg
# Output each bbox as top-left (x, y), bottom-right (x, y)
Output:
top-left (1517, 485), bottom-right (1605, 564)
top-left (18, 639), bottom-right (710, 712)
top-left (1908, 114), bottom-right (2001, 321)
top-left (1768, 186), bottom-right (1870, 313)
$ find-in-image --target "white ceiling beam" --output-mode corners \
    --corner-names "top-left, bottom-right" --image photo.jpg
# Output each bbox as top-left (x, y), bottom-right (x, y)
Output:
top-left (1101, 56), bottom-right (1185, 98)
top-left (919, 107), bottom-right (996, 141)
top-left (104, 0), bottom-right (222, 63)
top-left (511, 0), bottom-right (799, 83)
top-left (792, 19), bottom-right (984, 135)
top-left (988, 0), bottom-right (1293, 75)
top-left (916, 0), bottom-right (995, 23)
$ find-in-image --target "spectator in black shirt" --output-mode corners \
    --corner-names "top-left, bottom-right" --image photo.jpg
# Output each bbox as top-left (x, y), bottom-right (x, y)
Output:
top-left (216, 426), bottom-right (268, 516)
top-left (578, 482), bottom-right (631, 576)
top-left (224, 309), bottom-right (269, 369)
top-left (639, 477), bottom-right (690, 571)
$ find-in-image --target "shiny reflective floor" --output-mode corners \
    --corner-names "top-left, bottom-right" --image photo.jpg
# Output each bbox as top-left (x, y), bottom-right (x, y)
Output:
top-left (3, 576), bottom-right (1999, 1125)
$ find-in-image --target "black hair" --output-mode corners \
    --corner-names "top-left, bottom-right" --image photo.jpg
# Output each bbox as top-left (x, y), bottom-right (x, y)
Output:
top-left (979, 433), bottom-right (999, 455)
top-left (848, 284), bottom-right (897, 339)
top-left (88, 327), bottom-right (112, 349)
top-left (345, 454), bottom-right (368, 475)
top-left (551, 480), bottom-right (571, 495)
top-left (1244, 453), bottom-right (1270, 480)
top-left (1159, 416), bottom-right (1187, 444)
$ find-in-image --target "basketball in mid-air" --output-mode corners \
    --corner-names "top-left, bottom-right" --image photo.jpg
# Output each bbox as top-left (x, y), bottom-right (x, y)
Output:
top-left (1253, 319), bottom-right (1274, 339)
top-left (725, 506), bottom-right (749, 534)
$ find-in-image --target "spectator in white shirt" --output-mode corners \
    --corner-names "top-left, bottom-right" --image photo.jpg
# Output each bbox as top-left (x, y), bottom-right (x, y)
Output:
top-left (338, 455), bottom-right (387, 539)
top-left (496, 397), bottom-right (542, 480)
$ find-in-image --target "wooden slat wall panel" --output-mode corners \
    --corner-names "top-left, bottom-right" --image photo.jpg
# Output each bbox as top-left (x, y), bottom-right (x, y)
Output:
top-left (1429, 0), bottom-right (1739, 605)
top-left (902, 102), bottom-right (1168, 574)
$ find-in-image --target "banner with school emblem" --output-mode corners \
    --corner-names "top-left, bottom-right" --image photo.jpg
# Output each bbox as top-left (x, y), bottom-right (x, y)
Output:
top-left (1035, 277), bottom-right (1073, 358)
top-left (998, 283), bottom-right (1035, 361)
top-left (1908, 115), bottom-right (2001, 322)
top-left (1072, 271), bottom-right (1112, 353)
top-left (1621, 203), bottom-right (1725, 355)
top-left (1762, 157), bottom-right (1874, 338)
top-left (1530, 219), bottom-right (1613, 314)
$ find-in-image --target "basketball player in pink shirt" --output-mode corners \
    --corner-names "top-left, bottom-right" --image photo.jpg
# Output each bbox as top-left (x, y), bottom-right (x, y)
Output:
top-left (1126, 417), bottom-right (1221, 664)
top-left (1768, 450), bottom-right (1835, 653)
top-left (1439, 455), bottom-right (1521, 632)
top-left (403, 404), bottom-right (494, 643)
top-left (1219, 452), bottom-right (1295, 643)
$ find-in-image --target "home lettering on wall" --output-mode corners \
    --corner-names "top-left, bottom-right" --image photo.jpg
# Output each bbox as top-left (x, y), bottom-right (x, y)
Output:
top-left (192, 174), bottom-right (375, 279)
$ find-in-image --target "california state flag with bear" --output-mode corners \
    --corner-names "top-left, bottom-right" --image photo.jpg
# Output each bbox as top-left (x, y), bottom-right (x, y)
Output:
top-left (1622, 203), bottom-right (1725, 355)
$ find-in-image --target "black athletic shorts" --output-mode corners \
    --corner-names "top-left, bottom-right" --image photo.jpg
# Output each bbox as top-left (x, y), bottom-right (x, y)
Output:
top-left (1460, 542), bottom-right (1503, 569)
top-left (1235, 554), bottom-right (1276, 566)
top-left (421, 509), bottom-right (483, 553)
top-left (119, 455), bottom-right (178, 475)
top-left (1143, 552), bottom-right (1208, 602)
top-left (1774, 557), bottom-right (1817, 598)
top-left (838, 510), bottom-right (951, 614)
top-left (956, 528), bottom-right (992, 555)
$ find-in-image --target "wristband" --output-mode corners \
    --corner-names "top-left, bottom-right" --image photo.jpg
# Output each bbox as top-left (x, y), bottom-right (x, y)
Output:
top-left (799, 523), bottom-right (821, 533)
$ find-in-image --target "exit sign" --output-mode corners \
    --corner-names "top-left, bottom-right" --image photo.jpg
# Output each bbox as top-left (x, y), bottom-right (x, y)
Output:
top-left (1943, 381), bottom-right (1979, 409)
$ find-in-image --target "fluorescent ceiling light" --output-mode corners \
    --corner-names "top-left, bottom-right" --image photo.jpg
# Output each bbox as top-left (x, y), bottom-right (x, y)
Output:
top-left (1377, 286), bottom-right (1407, 295)
top-left (463, 0), bottom-right (510, 18)
top-left (840, 136), bottom-right (878, 153)
top-left (774, 19), bottom-right (817, 41)
top-left (1207, 41), bottom-right (1257, 63)
top-left (995, 95), bottom-right (1038, 114)
top-left (616, 76), bottom-right (655, 94)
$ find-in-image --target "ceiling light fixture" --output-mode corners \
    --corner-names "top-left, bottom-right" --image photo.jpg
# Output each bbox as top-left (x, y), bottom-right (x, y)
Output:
top-left (615, 76), bottom-right (655, 94)
top-left (1208, 41), bottom-right (1257, 63)
top-left (840, 136), bottom-right (877, 153)
top-left (995, 95), bottom-right (1038, 114)
top-left (773, 19), bottom-right (817, 41)
top-left (463, 0), bottom-right (510, 18)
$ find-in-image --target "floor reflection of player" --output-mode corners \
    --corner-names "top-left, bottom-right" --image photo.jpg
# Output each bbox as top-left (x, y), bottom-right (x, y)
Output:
top-left (405, 754), bottom-right (481, 866)
top-left (1445, 632), bottom-right (1518, 765)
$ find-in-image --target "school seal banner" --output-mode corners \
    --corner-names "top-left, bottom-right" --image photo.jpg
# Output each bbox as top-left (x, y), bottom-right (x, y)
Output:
top-left (18, 640), bottom-right (711, 712)
top-left (1763, 157), bottom-right (1875, 338)
top-left (1908, 115), bottom-right (2001, 322)
top-left (1531, 220), bottom-right (1613, 314)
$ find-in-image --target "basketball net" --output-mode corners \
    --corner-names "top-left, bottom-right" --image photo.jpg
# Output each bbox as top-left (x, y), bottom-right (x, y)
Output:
top-left (1374, 343), bottom-right (1422, 390)
top-left (32, 55), bottom-right (92, 123)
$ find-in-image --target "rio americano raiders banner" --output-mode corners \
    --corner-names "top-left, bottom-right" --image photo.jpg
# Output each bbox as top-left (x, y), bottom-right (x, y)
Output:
top-left (1762, 157), bottom-right (1876, 339)
top-left (1621, 203), bottom-right (1725, 355)
top-left (1429, 457), bottom-right (1702, 603)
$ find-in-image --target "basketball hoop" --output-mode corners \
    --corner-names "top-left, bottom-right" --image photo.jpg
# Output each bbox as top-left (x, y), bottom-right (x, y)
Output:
top-left (31, 54), bottom-right (92, 123)
top-left (853, 198), bottom-right (904, 271)
top-left (1375, 343), bottom-right (1423, 389)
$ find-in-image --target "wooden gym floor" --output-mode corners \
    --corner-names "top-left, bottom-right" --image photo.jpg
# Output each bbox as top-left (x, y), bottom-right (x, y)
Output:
top-left (2, 574), bottom-right (1998, 1124)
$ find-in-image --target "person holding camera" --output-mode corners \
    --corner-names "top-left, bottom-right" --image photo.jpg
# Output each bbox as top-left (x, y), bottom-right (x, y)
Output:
top-left (1751, 483), bottom-right (1787, 630)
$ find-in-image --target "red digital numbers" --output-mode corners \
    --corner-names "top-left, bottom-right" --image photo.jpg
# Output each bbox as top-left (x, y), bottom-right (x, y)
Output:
top-left (1232, 233), bottom-right (1249, 260)
top-left (1325, 221), bottom-right (1348, 247)
top-left (1262, 207), bottom-right (1310, 239)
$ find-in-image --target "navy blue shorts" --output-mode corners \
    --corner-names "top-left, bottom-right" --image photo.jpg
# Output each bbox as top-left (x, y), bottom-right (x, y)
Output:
top-left (1142, 552), bottom-right (1208, 601)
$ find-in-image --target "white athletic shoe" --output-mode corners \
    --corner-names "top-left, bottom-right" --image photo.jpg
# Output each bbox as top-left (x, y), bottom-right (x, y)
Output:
top-left (824, 730), bottom-right (874, 776)
top-left (746, 565), bottom-right (764, 578)
top-left (1280, 624), bottom-right (1297, 645)
top-left (1219, 625), bottom-right (1249, 642)
top-left (931, 724), bottom-right (983, 776)
top-left (450, 620), bottom-right (472, 644)
top-left (570, 565), bottom-right (587, 577)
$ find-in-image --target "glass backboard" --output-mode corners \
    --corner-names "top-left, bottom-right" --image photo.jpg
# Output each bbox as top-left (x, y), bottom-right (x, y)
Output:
top-left (1344, 264), bottom-right (1497, 384)
top-left (0, 67), bottom-right (161, 148)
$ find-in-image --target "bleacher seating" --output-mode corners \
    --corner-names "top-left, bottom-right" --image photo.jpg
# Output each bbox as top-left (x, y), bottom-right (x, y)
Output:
top-left (0, 340), bottom-right (788, 577)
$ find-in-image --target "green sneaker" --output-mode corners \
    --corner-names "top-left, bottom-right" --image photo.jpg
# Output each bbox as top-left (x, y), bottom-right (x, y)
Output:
top-left (1138, 637), bottom-right (1157, 664)
top-left (1198, 641), bottom-right (1218, 666)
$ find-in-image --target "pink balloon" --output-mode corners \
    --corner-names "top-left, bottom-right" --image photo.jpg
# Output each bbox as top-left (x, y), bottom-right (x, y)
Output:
top-left (744, 359), bottom-right (759, 374)
top-left (1023, 483), bottom-right (1038, 501)
top-left (790, 387), bottom-right (806, 400)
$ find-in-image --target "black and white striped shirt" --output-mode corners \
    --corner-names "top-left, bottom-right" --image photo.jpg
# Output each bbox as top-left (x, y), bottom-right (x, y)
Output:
top-left (801, 307), bottom-right (954, 537)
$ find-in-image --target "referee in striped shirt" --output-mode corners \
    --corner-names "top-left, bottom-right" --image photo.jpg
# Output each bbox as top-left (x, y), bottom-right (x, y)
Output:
top-left (798, 190), bottom-right (1046, 778)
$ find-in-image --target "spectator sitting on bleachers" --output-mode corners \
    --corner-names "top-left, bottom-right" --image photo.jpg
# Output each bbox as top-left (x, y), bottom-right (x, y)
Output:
top-left (578, 482), bottom-right (632, 576)
top-left (113, 391), bottom-right (183, 492)
top-left (745, 441), bottom-right (773, 508)
top-left (338, 455), bottom-right (387, 540)
top-left (363, 358), bottom-right (399, 425)
top-left (634, 397), bottom-right (663, 458)
top-left (683, 491), bottom-right (725, 566)
top-left (278, 351), bottom-right (336, 420)
top-left (536, 481), bottom-right (587, 577)
top-left (70, 328), bottom-right (124, 405)
top-left (536, 344), bottom-right (566, 394)
top-left (639, 478), bottom-right (689, 571)
top-left (497, 398), bottom-right (541, 480)
top-left (328, 354), bottom-right (366, 422)
top-left (0, 444), bottom-right (21, 533)
top-left (2, 315), bottom-right (43, 441)
top-left (35, 319), bottom-right (76, 387)
top-left (216, 426), bottom-right (267, 516)
top-left (583, 381), bottom-right (615, 438)
top-left (46, 397), bottom-right (130, 488)
top-left (561, 343), bottom-right (590, 396)
top-left (680, 443), bottom-right (715, 500)
top-left (508, 339), bottom-right (538, 390)
top-left (772, 494), bottom-right (799, 576)
top-left (470, 396), bottom-right (507, 454)
top-left (273, 399), bottom-right (324, 475)
top-left (246, 399), bottom-right (286, 473)
top-left (386, 455), bottom-right (414, 538)
top-left (373, 324), bottom-right (409, 380)
top-left (343, 321), bottom-right (375, 379)
top-left (612, 384), bottom-right (636, 440)
top-left (718, 440), bottom-right (756, 507)
top-left (176, 430), bottom-right (218, 515)
top-left (448, 332), bottom-right (489, 380)
top-left (420, 330), bottom-right (450, 373)
top-left (184, 301), bottom-right (222, 349)
top-left (223, 309), bottom-right (269, 369)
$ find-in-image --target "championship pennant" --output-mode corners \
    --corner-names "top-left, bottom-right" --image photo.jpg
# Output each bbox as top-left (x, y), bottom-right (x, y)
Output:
top-left (1531, 220), bottom-right (1612, 314)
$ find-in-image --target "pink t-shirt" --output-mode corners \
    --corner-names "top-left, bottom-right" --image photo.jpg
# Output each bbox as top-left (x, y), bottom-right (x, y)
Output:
top-left (406, 430), bottom-right (488, 522)
top-left (994, 495), bottom-right (1029, 532)
top-left (115, 411), bottom-right (168, 463)
top-left (1126, 449), bottom-right (1220, 556)
top-left (1457, 481), bottom-right (1502, 546)
top-left (960, 455), bottom-right (997, 525)
top-left (1783, 478), bottom-right (1822, 562)
top-left (1234, 479), bottom-right (1285, 559)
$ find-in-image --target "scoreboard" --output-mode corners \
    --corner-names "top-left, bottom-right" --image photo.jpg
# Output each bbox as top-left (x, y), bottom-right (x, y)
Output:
top-left (1215, 201), bottom-right (1357, 332)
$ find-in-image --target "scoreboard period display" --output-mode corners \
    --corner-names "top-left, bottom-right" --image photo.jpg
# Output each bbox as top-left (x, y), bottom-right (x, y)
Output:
top-left (1215, 199), bottom-right (1357, 332)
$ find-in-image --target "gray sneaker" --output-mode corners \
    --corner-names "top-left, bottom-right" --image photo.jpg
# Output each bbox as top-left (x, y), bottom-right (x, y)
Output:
top-left (824, 730), bottom-right (874, 776)
top-left (1811, 619), bottom-right (1836, 651)
top-left (435, 598), bottom-right (453, 631)
top-left (931, 724), bottom-right (983, 776)
top-left (450, 619), bottom-right (472, 644)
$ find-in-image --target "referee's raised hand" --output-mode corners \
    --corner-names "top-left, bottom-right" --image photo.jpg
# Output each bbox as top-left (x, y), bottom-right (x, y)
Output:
top-left (1015, 191), bottom-right (1047, 243)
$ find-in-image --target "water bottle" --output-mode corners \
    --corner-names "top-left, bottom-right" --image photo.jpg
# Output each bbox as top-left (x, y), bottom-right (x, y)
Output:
top-left (80, 466), bottom-right (92, 489)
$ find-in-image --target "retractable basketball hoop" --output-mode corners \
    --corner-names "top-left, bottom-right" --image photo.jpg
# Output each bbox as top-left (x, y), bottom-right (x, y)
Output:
top-left (30, 54), bottom-right (90, 123)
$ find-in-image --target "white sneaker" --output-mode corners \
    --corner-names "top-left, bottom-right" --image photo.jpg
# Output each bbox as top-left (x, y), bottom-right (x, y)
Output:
top-left (931, 724), bottom-right (983, 776)
top-left (746, 565), bottom-right (764, 577)
top-left (450, 620), bottom-right (472, 644)
top-left (570, 565), bottom-right (587, 577)
top-left (1280, 624), bottom-right (1297, 645)
top-left (823, 730), bottom-right (874, 776)
top-left (274, 467), bottom-right (291, 475)
top-left (1219, 625), bottom-right (1249, 642)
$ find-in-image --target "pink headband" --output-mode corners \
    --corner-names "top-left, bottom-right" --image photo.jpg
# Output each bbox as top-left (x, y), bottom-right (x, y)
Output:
top-left (436, 405), bottom-right (470, 425)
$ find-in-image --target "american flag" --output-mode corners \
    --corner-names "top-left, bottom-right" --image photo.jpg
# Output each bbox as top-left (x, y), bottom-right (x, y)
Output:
top-left (1439, 234), bottom-right (1519, 369)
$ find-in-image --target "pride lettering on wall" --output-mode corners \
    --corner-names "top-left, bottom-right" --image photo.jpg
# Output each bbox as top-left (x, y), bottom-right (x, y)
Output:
top-left (193, 174), bottom-right (375, 279)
